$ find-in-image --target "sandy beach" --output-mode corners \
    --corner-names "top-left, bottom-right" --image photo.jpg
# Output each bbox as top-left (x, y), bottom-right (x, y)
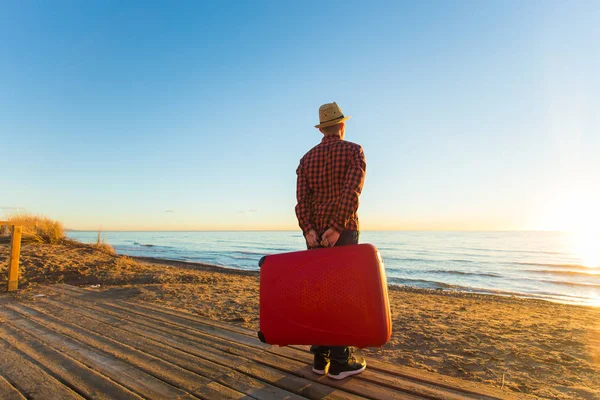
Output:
top-left (1, 241), bottom-right (599, 399)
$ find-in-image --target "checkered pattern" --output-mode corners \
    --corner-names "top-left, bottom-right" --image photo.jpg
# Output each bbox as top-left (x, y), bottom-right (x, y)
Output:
top-left (295, 135), bottom-right (366, 236)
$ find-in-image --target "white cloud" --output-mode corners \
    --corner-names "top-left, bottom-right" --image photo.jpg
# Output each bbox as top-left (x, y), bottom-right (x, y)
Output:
top-left (238, 209), bottom-right (259, 215)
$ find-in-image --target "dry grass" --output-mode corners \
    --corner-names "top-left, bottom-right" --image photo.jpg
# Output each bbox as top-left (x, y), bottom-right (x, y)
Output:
top-left (94, 231), bottom-right (116, 255)
top-left (5, 213), bottom-right (65, 244)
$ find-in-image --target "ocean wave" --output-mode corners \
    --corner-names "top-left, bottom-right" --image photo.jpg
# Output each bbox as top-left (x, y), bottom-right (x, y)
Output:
top-left (132, 241), bottom-right (156, 247)
top-left (384, 256), bottom-right (487, 266)
top-left (539, 279), bottom-right (600, 289)
top-left (374, 246), bottom-right (402, 252)
top-left (229, 254), bottom-right (260, 260)
top-left (452, 247), bottom-right (563, 256)
top-left (427, 270), bottom-right (502, 278)
top-left (525, 269), bottom-right (600, 277)
top-left (447, 259), bottom-right (477, 264)
top-left (387, 277), bottom-right (589, 301)
top-left (231, 250), bottom-right (268, 257)
top-left (515, 262), bottom-right (594, 270)
top-left (228, 245), bottom-right (292, 253)
top-left (384, 250), bottom-right (501, 261)
top-left (387, 277), bottom-right (465, 290)
top-left (384, 257), bottom-right (432, 263)
top-left (117, 246), bottom-right (168, 254)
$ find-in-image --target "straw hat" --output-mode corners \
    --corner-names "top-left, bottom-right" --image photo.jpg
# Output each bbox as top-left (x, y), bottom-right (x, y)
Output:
top-left (314, 102), bottom-right (351, 128)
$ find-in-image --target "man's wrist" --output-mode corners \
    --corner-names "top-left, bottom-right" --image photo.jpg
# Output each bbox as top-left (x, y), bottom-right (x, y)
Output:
top-left (328, 220), bottom-right (344, 233)
top-left (303, 225), bottom-right (315, 236)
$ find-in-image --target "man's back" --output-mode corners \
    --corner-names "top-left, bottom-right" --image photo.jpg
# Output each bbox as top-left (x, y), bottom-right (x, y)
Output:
top-left (296, 134), bottom-right (366, 237)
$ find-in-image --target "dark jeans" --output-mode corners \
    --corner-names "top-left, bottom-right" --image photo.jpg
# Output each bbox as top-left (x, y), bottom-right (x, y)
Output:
top-left (309, 229), bottom-right (359, 363)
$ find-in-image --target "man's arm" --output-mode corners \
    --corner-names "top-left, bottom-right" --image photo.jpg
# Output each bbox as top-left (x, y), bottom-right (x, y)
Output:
top-left (328, 145), bottom-right (366, 232)
top-left (295, 160), bottom-right (315, 235)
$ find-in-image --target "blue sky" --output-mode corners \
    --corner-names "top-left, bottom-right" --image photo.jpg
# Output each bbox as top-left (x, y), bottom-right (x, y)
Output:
top-left (1, 1), bottom-right (598, 231)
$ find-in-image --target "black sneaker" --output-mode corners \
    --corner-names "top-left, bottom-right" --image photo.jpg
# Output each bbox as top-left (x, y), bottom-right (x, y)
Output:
top-left (327, 356), bottom-right (367, 380)
top-left (312, 354), bottom-right (330, 375)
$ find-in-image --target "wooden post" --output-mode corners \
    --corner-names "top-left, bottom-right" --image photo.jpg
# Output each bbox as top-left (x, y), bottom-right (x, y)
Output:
top-left (8, 225), bottom-right (22, 292)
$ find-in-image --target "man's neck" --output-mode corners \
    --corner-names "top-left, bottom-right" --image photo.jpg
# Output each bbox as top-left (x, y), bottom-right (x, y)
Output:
top-left (323, 134), bottom-right (342, 140)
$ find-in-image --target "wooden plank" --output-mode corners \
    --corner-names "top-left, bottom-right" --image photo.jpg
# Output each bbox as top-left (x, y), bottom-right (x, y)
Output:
top-left (44, 288), bottom-right (270, 350)
top-left (55, 284), bottom-right (260, 338)
top-left (37, 296), bottom-right (362, 400)
top-left (0, 324), bottom-right (144, 400)
top-left (0, 374), bottom-right (26, 400)
top-left (3, 303), bottom-right (210, 396)
top-left (216, 369), bottom-right (307, 400)
top-left (225, 346), bottom-right (420, 400)
top-left (83, 290), bottom-right (528, 398)
top-left (190, 381), bottom-right (250, 400)
top-left (7, 225), bottom-right (22, 292)
top-left (119, 295), bottom-right (520, 399)
top-left (127, 298), bottom-right (519, 397)
top-left (100, 291), bottom-right (524, 398)
top-left (93, 296), bottom-right (269, 348)
top-left (0, 308), bottom-right (190, 400)
top-left (108, 294), bottom-right (519, 399)
top-left (23, 299), bottom-right (232, 380)
top-left (122, 298), bottom-right (260, 337)
top-left (50, 285), bottom-right (523, 399)
top-left (234, 360), bottom-right (367, 400)
top-left (187, 383), bottom-right (250, 400)
top-left (41, 294), bottom-right (424, 400)
top-left (267, 346), bottom-right (522, 400)
top-left (5, 301), bottom-right (306, 400)
top-left (116, 303), bottom-right (513, 399)
top-left (280, 345), bottom-right (523, 400)
top-left (3, 315), bottom-right (246, 400)
top-left (46, 295), bottom-right (259, 363)
top-left (48, 285), bottom-right (268, 350)
top-left (83, 300), bottom-right (467, 399)
top-left (44, 288), bottom-right (446, 399)
top-left (0, 337), bottom-right (82, 400)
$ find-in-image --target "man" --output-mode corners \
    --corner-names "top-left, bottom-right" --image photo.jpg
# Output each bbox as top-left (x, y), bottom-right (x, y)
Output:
top-left (295, 102), bottom-right (368, 380)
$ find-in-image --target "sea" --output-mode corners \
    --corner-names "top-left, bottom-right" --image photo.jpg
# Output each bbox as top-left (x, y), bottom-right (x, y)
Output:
top-left (66, 231), bottom-right (600, 307)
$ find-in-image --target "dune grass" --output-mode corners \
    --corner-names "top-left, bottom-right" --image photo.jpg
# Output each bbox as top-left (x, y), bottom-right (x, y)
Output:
top-left (94, 231), bottom-right (116, 255)
top-left (3, 213), bottom-right (116, 253)
top-left (6, 213), bottom-right (65, 244)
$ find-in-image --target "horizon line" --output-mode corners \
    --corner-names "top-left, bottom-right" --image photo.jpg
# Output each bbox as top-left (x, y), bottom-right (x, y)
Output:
top-left (65, 228), bottom-right (570, 233)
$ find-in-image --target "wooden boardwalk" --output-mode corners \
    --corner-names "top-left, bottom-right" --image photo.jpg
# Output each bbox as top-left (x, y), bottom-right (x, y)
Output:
top-left (0, 284), bottom-right (524, 400)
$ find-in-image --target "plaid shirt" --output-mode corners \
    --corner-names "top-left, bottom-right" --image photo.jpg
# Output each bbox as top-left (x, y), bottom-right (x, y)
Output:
top-left (295, 134), bottom-right (367, 236)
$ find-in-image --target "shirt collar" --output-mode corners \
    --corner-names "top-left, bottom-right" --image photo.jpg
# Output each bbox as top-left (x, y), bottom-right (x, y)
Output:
top-left (321, 135), bottom-right (342, 143)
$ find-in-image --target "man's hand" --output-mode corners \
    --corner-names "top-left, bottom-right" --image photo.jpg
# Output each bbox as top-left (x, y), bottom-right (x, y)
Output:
top-left (305, 229), bottom-right (320, 248)
top-left (320, 228), bottom-right (341, 248)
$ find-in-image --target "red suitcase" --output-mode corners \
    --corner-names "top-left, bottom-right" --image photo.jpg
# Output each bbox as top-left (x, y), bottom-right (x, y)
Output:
top-left (258, 243), bottom-right (392, 348)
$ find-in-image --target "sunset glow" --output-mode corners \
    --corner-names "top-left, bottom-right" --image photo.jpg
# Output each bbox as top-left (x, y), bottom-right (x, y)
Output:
top-left (569, 231), bottom-right (600, 268)
top-left (536, 188), bottom-right (600, 232)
